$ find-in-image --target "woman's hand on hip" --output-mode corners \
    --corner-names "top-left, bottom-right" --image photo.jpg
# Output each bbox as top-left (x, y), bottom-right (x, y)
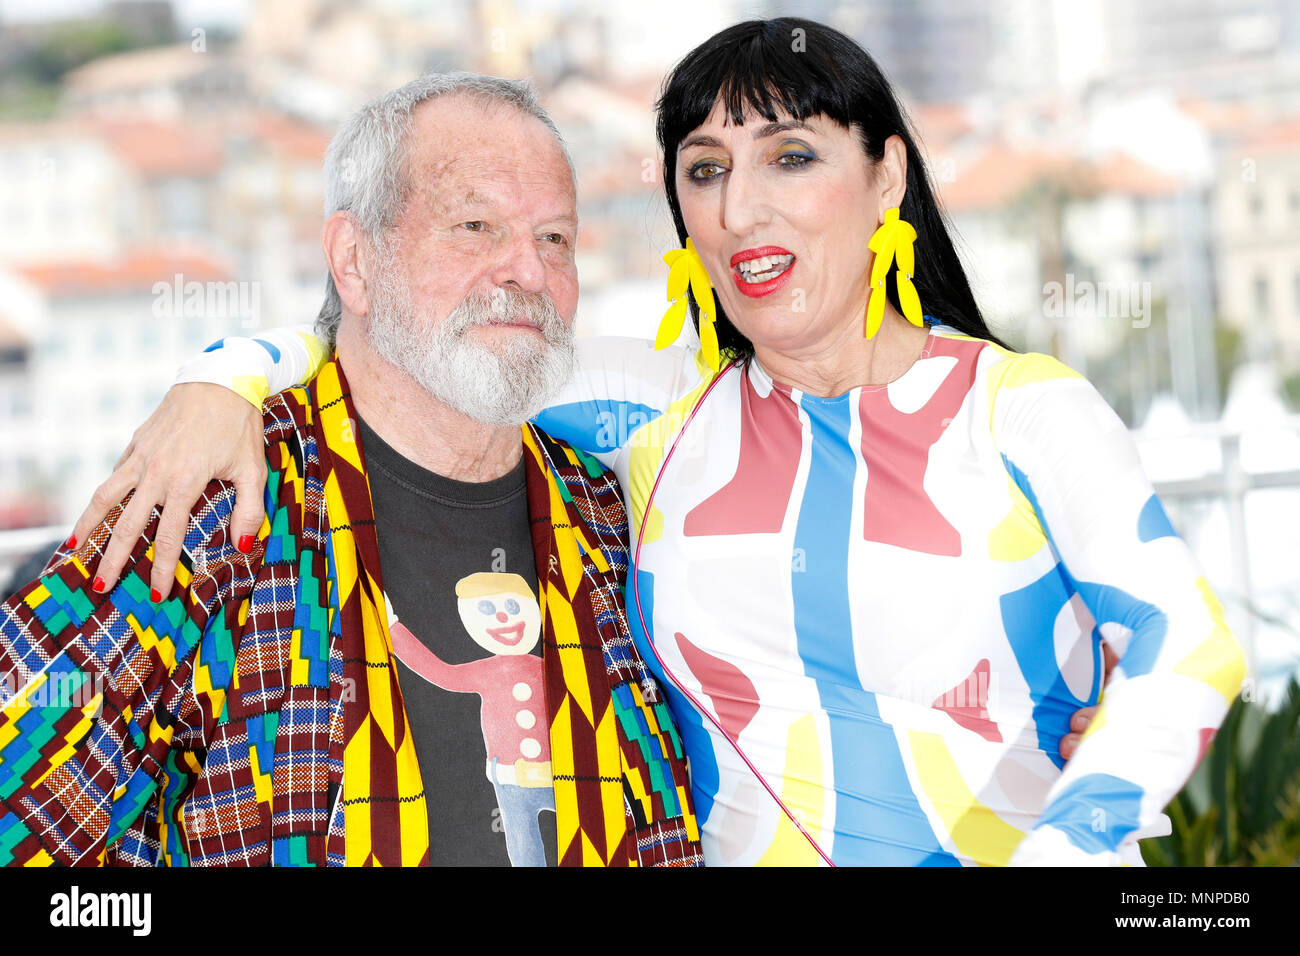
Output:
top-left (1059, 642), bottom-right (1120, 761)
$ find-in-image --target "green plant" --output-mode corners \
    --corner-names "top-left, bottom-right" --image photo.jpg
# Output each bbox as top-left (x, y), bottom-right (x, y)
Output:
top-left (1282, 369), bottom-right (1300, 413)
top-left (1143, 677), bottom-right (1300, 866)
top-left (1215, 321), bottom-right (1244, 415)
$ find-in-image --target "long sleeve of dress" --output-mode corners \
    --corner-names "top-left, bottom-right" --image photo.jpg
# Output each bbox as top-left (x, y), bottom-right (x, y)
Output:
top-left (174, 328), bottom-right (708, 470)
top-left (0, 483), bottom-right (261, 864)
top-left (175, 322), bottom-right (327, 408)
top-left (991, 353), bottom-right (1246, 865)
top-left (531, 337), bottom-right (708, 469)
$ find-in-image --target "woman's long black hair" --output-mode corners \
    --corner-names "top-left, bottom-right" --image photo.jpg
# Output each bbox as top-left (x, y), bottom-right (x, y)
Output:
top-left (655, 17), bottom-right (1010, 358)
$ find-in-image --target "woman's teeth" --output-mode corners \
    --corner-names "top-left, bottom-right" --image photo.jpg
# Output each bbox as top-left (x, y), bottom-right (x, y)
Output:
top-left (737, 254), bottom-right (794, 283)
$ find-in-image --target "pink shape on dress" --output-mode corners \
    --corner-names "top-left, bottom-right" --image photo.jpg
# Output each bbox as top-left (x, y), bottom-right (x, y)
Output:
top-left (858, 335), bottom-right (981, 556)
top-left (1195, 727), bottom-right (1217, 764)
top-left (674, 632), bottom-right (760, 740)
top-left (932, 657), bottom-right (1003, 742)
top-left (684, 370), bottom-right (803, 537)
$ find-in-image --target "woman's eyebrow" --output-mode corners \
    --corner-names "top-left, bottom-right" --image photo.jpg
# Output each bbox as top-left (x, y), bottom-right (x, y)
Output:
top-left (679, 120), bottom-right (820, 153)
top-left (751, 120), bottom-right (818, 139)
top-left (678, 133), bottom-right (725, 152)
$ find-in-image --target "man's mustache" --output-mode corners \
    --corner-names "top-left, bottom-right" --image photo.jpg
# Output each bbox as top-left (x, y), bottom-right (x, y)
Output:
top-left (447, 289), bottom-right (566, 337)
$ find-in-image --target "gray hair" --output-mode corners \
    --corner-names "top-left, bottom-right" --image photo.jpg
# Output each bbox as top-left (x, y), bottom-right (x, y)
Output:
top-left (316, 71), bottom-right (574, 349)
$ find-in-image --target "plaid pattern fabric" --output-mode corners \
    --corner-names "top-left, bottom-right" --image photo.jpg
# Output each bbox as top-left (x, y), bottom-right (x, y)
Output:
top-left (0, 357), bottom-right (701, 866)
top-left (525, 428), bottom-right (699, 864)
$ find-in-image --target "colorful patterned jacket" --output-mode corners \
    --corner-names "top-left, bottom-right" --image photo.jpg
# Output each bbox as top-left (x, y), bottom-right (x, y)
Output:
top-left (0, 357), bottom-right (702, 866)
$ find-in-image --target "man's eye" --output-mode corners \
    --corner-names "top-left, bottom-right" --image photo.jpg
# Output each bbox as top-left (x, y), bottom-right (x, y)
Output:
top-left (688, 162), bottom-right (726, 182)
top-left (542, 233), bottom-right (568, 245)
top-left (461, 221), bottom-right (486, 232)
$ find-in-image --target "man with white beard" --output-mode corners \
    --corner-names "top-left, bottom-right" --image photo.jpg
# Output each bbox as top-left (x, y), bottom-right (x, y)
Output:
top-left (0, 73), bottom-right (701, 868)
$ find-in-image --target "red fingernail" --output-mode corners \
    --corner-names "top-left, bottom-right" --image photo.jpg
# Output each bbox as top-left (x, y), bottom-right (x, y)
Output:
top-left (150, 587), bottom-right (162, 603)
top-left (237, 534), bottom-right (254, 554)
top-left (64, 534), bottom-right (77, 549)
top-left (92, 576), bottom-right (107, 593)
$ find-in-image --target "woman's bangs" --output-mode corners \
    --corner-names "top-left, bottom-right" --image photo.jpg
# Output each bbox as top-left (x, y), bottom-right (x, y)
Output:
top-left (661, 29), bottom-right (855, 147)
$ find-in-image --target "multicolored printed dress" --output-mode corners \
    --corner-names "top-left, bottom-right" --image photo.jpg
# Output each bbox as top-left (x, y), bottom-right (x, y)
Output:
top-left (175, 319), bottom-right (1245, 866)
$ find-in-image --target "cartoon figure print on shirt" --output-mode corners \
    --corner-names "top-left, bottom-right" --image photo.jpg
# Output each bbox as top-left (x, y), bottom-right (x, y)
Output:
top-left (385, 572), bottom-right (553, 866)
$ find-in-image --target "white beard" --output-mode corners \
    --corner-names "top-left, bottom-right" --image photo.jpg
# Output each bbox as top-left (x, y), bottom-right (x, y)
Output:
top-left (365, 262), bottom-right (576, 427)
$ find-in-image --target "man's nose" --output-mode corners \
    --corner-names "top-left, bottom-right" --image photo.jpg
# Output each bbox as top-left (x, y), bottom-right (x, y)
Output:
top-left (496, 611), bottom-right (509, 622)
top-left (488, 231), bottom-right (547, 294)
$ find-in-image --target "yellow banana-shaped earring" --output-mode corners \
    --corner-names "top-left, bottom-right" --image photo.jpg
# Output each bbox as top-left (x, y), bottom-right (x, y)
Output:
top-left (657, 237), bottom-right (720, 372)
top-left (865, 207), bottom-right (924, 339)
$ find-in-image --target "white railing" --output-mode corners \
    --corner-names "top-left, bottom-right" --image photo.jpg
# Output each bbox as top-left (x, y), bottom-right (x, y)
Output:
top-left (1147, 425), bottom-right (1300, 683)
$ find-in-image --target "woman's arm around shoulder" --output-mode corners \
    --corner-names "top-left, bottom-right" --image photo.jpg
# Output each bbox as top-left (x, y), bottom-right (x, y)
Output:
top-left (68, 322), bottom-right (325, 598)
top-left (532, 336), bottom-right (715, 466)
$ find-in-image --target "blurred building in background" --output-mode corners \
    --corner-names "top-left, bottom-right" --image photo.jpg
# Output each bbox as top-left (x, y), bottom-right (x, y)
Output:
top-left (0, 0), bottom-right (1298, 697)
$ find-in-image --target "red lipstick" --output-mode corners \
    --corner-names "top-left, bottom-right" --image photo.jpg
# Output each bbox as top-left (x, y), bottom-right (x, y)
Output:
top-left (730, 245), bottom-right (796, 298)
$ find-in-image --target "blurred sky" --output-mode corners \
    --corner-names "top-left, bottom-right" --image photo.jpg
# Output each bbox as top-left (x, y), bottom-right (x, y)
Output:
top-left (1, 0), bottom-right (249, 25)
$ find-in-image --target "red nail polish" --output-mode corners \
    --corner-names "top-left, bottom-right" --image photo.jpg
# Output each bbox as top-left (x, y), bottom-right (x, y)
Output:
top-left (64, 534), bottom-right (77, 550)
top-left (92, 576), bottom-right (106, 593)
top-left (237, 534), bottom-right (254, 554)
top-left (150, 587), bottom-right (162, 603)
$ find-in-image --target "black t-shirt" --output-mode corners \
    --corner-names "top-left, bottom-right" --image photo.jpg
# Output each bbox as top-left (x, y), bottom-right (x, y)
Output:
top-left (358, 414), bottom-right (557, 867)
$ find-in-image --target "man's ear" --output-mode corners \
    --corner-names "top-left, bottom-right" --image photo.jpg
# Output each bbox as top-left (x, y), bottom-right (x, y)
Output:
top-left (323, 211), bottom-right (373, 318)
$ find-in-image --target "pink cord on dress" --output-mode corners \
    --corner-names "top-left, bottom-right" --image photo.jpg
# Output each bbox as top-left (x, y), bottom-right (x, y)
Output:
top-left (630, 360), bottom-right (836, 868)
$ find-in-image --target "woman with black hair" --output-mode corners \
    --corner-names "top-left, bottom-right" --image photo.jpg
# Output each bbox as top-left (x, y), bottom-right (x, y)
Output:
top-left (72, 18), bottom-right (1242, 866)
